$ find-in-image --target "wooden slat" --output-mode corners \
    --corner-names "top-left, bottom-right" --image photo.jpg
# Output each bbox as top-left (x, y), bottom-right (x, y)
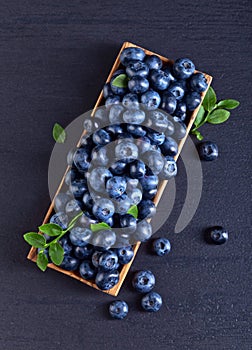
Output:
top-left (27, 41), bottom-right (212, 296)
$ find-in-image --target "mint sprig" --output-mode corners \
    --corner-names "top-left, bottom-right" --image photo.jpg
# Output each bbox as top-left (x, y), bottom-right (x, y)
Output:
top-left (127, 205), bottom-right (138, 219)
top-left (111, 74), bottom-right (129, 88)
top-left (191, 86), bottom-right (240, 140)
top-left (53, 123), bottom-right (66, 143)
top-left (24, 211), bottom-right (83, 271)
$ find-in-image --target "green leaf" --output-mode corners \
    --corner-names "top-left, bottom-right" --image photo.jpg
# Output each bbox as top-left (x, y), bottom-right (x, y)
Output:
top-left (202, 86), bottom-right (217, 112)
top-left (194, 106), bottom-right (205, 127)
top-left (111, 74), bottom-right (129, 88)
top-left (191, 130), bottom-right (204, 141)
top-left (36, 252), bottom-right (48, 272)
top-left (90, 222), bottom-right (111, 232)
top-left (53, 123), bottom-right (66, 143)
top-left (39, 223), bottom-right (63, 237)
top-left (23, 232), bottom-right (46, 248)
top-left (127, 205), bottom-right (138, 219)
top-left (207, 109), bottom-right (230, 124)
top-left (49, 242), bottom-right (64, 265)
top-left (217, 99), bottom-right (240, 110)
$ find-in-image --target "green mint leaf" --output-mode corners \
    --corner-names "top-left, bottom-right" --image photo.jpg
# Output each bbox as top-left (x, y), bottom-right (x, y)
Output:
top-left (36, 252), bottom-right (48, 272)
top-left (39, 223), bottom-right (63, 237)
top-left (90, 222), bottom-right (111, 232)
top-left (111, 74), bottom-right (129, 88)
top-left (127, 205), bottom-right (138, 219)
top-left (23, 232), bottom-right (46, 248)
top-left (207, 109), bottom-right (230, 124)
top-left (202, 86), bottom-right (217, 112)
top-left (191, 130), bottom-right (204, 141)
top-left (49, 242), bottom-right (64, 266)
top-left (53, 123), bottom-right (66, 143)
top-left (194, 106), bottom-right (205, 127)
top-left (217, 99), bottom-right (240, 110)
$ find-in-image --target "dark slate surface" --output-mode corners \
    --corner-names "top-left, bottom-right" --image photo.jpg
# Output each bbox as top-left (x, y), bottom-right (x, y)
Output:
top-left (0, 1), bottom-right (251, 349)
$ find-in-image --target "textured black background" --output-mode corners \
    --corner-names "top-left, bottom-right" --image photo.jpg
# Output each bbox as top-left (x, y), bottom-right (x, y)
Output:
top-left (0, 1), bottom-right (251, 349)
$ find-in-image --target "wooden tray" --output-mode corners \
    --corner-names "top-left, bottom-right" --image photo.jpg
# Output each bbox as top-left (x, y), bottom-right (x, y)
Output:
top-left (27, 42), bottom-right (212, 296)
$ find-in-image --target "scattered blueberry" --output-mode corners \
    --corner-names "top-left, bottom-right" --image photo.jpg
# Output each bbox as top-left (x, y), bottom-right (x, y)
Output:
top-left (207, 226), bottom-right (229, 245)
top-left (152, 238), bottom-right (171, 256)
top-left (198, 141), bottom-right (218, 161)
top-left (132, 270), bottom-right (155, 293)
top-left (141, 292), bottom-right (162, 312)
top-left (109, 300), bottom-right (129, 320)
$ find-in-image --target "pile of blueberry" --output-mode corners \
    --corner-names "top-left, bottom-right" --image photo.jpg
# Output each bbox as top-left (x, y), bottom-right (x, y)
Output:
top-left (43, 47), bottom-right (208, 296)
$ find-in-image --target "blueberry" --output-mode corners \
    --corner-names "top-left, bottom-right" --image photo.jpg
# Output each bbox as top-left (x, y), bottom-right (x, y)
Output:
top-left (120, 47), bottom-right (145, 66)
top-left (185, 91), bottom-right (201, 111)
top-left (105, 124), bottom-right (124, 139)
top-left (79, 260), bottom-right (97, 280)
top-left (103, 83), bottom-right (114, 99)
top-left (139, 174), bottom-right (159, 191)
top-left (144, 55), bottom-right (162, 70)
top-left (127, 124), bottom-right (146, 137)
top-left (141, 292), bottom-right (162, 312)
top-left (129, 159), bottom-right (146, 179)
top-left (92, 198), bottom-right (115, 221)
top-left (173, 117), bottom-right (187, 140)
top-left (95, 269), bottom-right (119, 290)
top-left (69, 227), bottom-right (92, 246)
top-left (73, 147), bottom-right (91, 173)
top-left (74, 244), bottom-right (94, 259)
top-left (115, 140), bottom-right (138, 162)
top-left (50, 212), bottom-right (68, 230)
top-left (160, 137), bottom-right (178, 157)
top-left (135, 136), bottom-right (151, 154)
top-left (142, 187), bottom-right (157, 200)
top-left (54, 192), bottom-right (71, 213)
top-left (198, 141), bottom-right (218, 161)
top-left (127, 188), bottom-right (142, 206)
top-left (98, 250), bottom-right (118, 271)
top-left (174, 101), bottom-right (187, 120)
top-left (60, 255), bottom-right (79, 271)
top-left (79, 213), bottom-right (98, 227)
top-left (123, 109), bottom-right (145, 124)
top-left (189, 73), bottom-right (208, 92)
top-left (162, 66), bottom-right (176, 83)
top-left (146, 110), bottom-right (169, 133)
top-left (160, 156), bottom-right (177, 179)
top-left (146, 130), bottom-right (165, 146)
top-left (105, 95), bottom-right (121, 109)
top-left (109, 160), bottom-right (128, 176)
top-left (91, 250), bottom-right (103, 268)
top-left (126, 60), bottom-right (149, 78)
top-left (117, 132), bottom-right (134, 143)
top-left (161, 92), bottom-right (177, 114)
top-left (115, 246), bottom-right (134, 264)
top-left (126, 178), bottom-right (139, 191)
top-left (166, 82), bottom-right (185, 100)
top-left (94, 108), bottom-right (109, 122)
top-left (173, 58), bottom-right (195, 79)
top-left (132, 270), bottom-right (155, 293)
top-left (122, 93), bottom-right (139, 110)
top-left (109, 300), bottom-right (128, 319)
top-left (133, 220), bottom-right (153, 242)
top-left (165, 119), bottom-right (175, 136)
top-left (138, 200), bottom-right (156, 220)
top-left (115, 195), bottom-right (132, 215)
top-left (58, 235), bottom-right (73, 255)
top-left (91, 146), bottom-right (108, 167)
top-left (108, 104), bottom-right (124, 124)
top-left (141, 90), bottom-right (161, 110)
top-left (207, 226), bottom-right (229, 245)
top-left (92, 129), bottom-right (111, 146)
top-left (120, 214), bottom-right (137, 234)
top-left (89, 167), bottom-right (112, 192)
top-left (92, 230), bottom-right (116, 249)
top-left (149, 69), bottom-right (170, 91)
top-left (144, 150), bottom-right (164, 175)
top-left (152, 237), bottom-right (171, 256)
top-left (65, 199), bottom-right (82, 216)
top-left (128, 76), bottom-right (149, 94)
top-left (69, 178), bottom-right (88, 198)
top-left (106, 176), bottom-right (127, 198)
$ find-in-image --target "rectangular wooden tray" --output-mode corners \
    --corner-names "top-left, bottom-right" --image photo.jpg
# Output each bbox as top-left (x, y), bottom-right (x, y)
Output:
top-left (27, 41), bottom-right (212, 296)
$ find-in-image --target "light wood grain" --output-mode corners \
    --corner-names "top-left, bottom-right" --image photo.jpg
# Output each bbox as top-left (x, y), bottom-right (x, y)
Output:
top-left (27, 41), bottom-right (212, 296)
